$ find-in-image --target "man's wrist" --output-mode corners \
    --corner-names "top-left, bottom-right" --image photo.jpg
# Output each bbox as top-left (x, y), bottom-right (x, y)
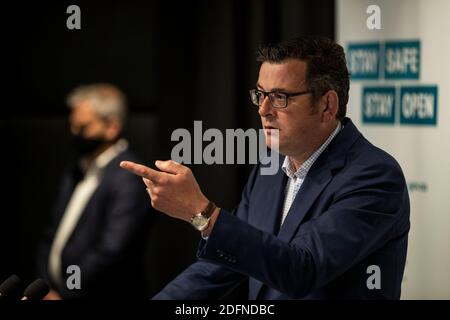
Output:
top-left (193, 198), bottom-right (210, 217)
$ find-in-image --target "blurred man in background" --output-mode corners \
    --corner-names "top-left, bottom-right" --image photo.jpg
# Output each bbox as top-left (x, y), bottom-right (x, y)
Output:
top-left (36, 83), bottom-right (150, 299)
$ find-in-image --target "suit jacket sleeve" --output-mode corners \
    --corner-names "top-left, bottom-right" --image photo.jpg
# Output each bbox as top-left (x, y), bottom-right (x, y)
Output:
top-left (197, 158), bottom-right (410, 299)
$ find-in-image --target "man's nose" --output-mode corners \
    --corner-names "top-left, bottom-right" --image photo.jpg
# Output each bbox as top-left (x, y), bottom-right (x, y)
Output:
top-left (258, 96), bottom-right (274, 118)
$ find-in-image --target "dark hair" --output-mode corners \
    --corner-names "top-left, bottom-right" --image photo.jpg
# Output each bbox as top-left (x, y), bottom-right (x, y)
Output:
top-left (256, 36), bottom-right (350, 120)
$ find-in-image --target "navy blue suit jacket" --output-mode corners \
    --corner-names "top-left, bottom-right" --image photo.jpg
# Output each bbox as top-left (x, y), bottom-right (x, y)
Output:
top-left (37, 149), bottom-right (150, 299)
top-left (154, 118), bottom-right (410, 300)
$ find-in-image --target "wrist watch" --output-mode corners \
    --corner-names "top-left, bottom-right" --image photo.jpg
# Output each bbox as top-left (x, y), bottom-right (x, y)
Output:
top-left (190, 201), bottom-right (217, 232)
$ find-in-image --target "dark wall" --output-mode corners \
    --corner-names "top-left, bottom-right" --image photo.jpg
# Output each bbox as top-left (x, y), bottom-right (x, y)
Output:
top-left (1, 0), bottom-right (334, 298)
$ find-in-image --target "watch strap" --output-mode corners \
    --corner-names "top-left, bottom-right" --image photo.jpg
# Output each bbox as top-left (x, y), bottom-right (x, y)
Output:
top-left (201, 201), bottom-right (216, 218)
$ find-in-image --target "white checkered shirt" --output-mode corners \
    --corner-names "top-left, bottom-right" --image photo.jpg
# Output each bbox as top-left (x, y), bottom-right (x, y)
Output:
top-left (280, 122), bottom-right (342, 226)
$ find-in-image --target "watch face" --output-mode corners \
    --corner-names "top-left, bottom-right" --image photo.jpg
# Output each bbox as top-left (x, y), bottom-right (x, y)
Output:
top-left (192, 214), bottom-right (209, 231)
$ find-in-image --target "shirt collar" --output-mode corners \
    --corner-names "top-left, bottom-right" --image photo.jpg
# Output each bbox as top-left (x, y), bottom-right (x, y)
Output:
top-left (282, 121), bottom-right (342, 180)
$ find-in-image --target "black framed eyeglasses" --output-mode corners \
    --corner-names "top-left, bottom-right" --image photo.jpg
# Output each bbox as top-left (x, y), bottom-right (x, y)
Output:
top-left (249, 88), bottom-right (312, 109)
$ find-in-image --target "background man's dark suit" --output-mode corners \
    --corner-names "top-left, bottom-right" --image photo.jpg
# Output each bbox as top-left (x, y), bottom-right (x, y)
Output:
top-left (36, 149), bottom-right (150, 299)
top-left (154, 118), bottom-right (410, 299)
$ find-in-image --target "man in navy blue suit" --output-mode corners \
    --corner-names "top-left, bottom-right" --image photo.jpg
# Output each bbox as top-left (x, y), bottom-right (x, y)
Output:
top-left (122, 36), bottom-right (410, 299)
top-left (37, 84), bottom-right (150, 299)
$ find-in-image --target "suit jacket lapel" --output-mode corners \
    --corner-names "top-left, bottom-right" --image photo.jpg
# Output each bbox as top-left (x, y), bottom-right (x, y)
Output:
top-left (277, 167), bottom-right (333, 242)
top-left (250, 154), bottom-right (337, 298)
top-left (249, 164), bottom-right (287, 234)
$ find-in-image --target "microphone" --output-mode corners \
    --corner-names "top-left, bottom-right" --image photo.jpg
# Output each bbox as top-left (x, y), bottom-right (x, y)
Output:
top-left (0, 274), bottom-right (24, 300)
top-left (21, 279), bottom-right (50, 301)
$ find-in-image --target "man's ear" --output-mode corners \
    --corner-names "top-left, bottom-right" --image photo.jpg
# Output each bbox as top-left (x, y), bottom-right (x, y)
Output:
top-left (321, 90), bottom-right (339, 122)
top-left (104, 117), bottom-right (122, 141)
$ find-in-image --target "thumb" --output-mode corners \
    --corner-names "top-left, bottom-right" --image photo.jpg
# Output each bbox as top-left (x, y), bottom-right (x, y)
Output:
top-left (155, 160), bottom-right (184, 174)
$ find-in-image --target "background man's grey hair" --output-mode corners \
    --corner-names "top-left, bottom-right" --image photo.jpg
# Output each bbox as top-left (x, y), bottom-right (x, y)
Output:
top-left (66, 83), bottom-right (128, 124)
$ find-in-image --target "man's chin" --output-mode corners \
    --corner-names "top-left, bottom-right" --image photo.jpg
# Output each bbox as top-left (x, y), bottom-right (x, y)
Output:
top-left (263, 131), bottom-right (280, 149)
top-left (265, 141), bottom-right (285, 155)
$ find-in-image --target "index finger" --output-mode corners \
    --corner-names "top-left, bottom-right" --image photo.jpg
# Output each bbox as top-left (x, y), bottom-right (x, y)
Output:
top-left (120, 161), bottom-right (162, 182)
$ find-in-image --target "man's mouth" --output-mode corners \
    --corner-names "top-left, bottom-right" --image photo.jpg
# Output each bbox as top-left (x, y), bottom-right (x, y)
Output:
top-left (263, 125), bottom-right (279, 136)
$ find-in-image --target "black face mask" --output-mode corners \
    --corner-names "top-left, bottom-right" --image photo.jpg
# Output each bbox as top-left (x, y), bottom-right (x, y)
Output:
top-left (71, 134), bottom-right (105, 157)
